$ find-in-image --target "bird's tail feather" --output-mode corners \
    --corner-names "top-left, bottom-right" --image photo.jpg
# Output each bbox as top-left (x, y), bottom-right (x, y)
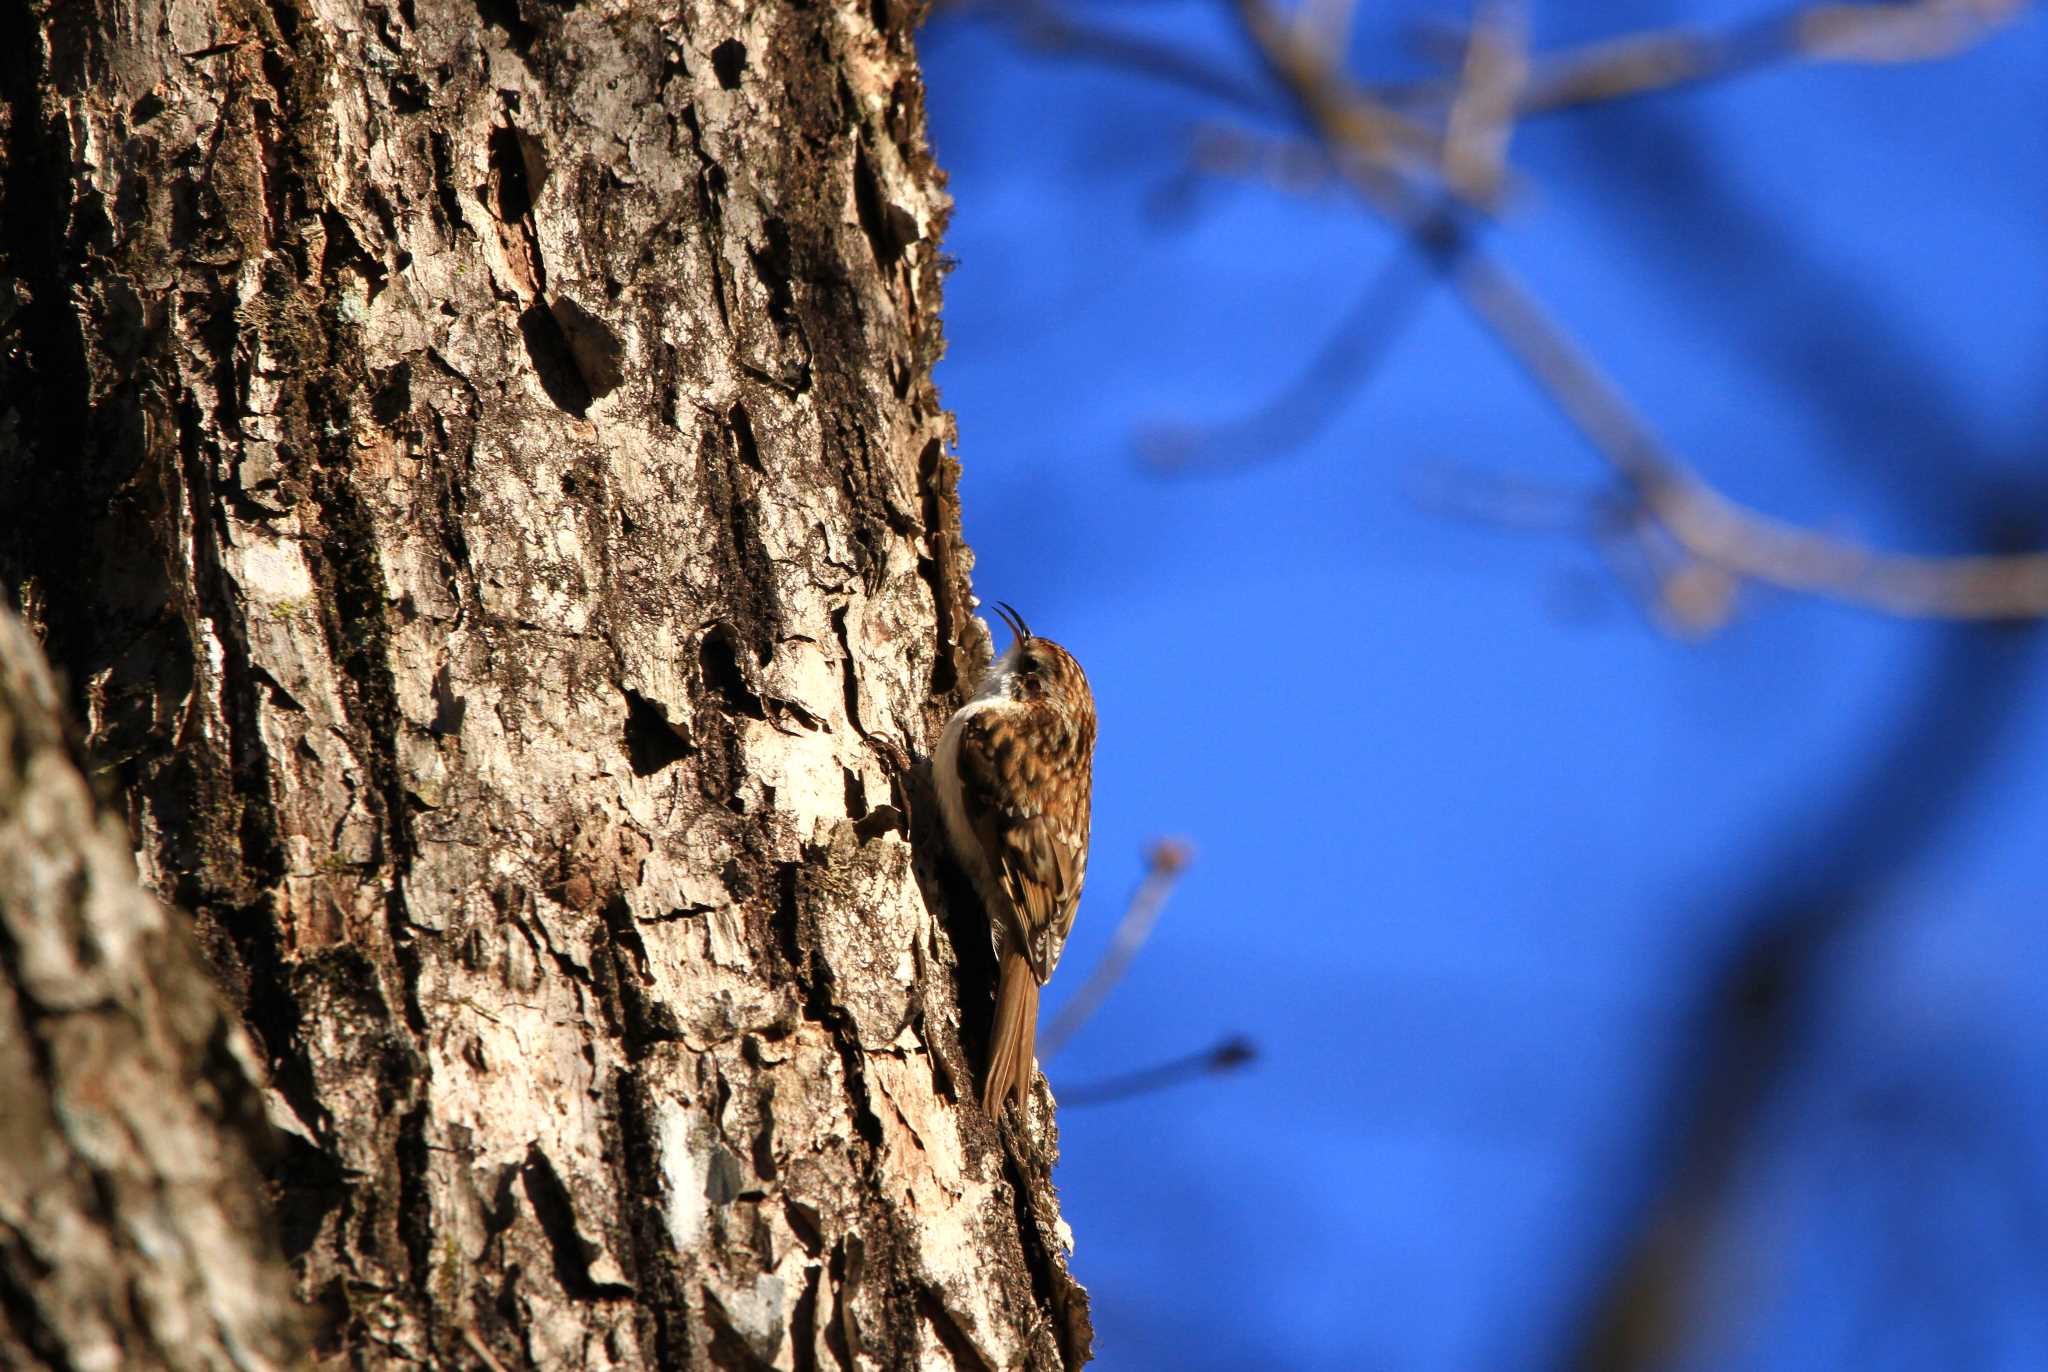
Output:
top-left (983, 951), bottom-right (1039, 1115)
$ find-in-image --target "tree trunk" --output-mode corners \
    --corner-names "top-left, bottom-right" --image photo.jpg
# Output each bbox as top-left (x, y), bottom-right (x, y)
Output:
top-left (1, 606), bottom-right (304, 1371)
top-left (0, 0), bottom-right (1089, 1367)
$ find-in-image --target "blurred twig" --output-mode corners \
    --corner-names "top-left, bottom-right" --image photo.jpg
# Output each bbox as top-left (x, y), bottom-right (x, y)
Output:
top-left (1059, 1034), bottom-right (1257, 1106)
top-left (983, 0), bottom-right (1281, 115)
top-left (1043, 838), bottom-right (1195, 1057)
top-left (1139, 252), bottom-right (1433, 473)
top-left (1566, 612), bottom-right (2041, 1370)
top-left (1415, 462), bottom-right (1755, 635)
top-left (1519, 0), bottom-right (2030, 114)
top-left (1408, 460), bottom-right (1617, 537)
top-left (976, 0), bottom-right (2048, 622)
top-left (1152, 123), bottom-right (1338, 213)
top-left (1442, 0), bottom-right (1527, 205)
top-left (1383, 1), bottom-right (2029, 117)
top-left (1231, 0), bottom-right (2048, 625)
top-left (1293, 0), bottom-right (1363, 56)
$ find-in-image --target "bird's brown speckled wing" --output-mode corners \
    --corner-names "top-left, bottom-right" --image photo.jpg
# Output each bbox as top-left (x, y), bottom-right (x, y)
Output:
top-left (954, 708), bottom-right (1093, 982)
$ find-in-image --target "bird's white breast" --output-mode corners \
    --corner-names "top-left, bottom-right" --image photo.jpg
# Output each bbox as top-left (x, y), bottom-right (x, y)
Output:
top-left (934, 692), bottom-right (1015, 914)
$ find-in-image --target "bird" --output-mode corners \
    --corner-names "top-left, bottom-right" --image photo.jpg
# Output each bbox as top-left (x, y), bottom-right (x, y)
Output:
top-left (933, 602), bottom-right (1097, 1116)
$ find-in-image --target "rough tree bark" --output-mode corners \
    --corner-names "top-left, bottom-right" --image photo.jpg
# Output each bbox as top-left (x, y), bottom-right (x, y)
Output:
top-left (0, 1), bottom-right (1090, 1368)
top-left (1, 606), bottom-right (304, 1370)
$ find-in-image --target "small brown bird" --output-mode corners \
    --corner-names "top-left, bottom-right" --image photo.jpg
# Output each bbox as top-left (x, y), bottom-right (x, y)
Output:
top-left (933, 602), bottom-right (1097, 1115)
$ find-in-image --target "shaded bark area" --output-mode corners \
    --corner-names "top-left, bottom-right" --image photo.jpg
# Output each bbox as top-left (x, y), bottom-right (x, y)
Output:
top-left (1, 0), bottom-right (1088, 1367)
top-left (0, 607), bottom-right (303, 1371)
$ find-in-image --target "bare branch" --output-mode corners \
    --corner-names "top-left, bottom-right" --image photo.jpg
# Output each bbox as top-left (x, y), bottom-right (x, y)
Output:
top-left (978, 0), bottom-right (1282, 116)
top-left (1295, 0), bottom-right (1364, 59)
top-left (1408, 460), bottom-right (1618, 539)
top-left (1233, 0), bottom-right (1446, 181)
top-left (1452, 251), bottom-right (2048, 619)
top-left (1231, 0), bottom-right (2048, 623)
top-left (1567, 615), bottom-right (2042, 1370)
top-left (1042, 838), bottom-right (1195, 1057)
top-left (1377, 2), bottom-right (2030, 117)
top-left (1518, 0), bottom-right (2030, 115)
top-left (1138, 252), bottom-right (1432, 474)
top-left (1442, 0), bottom-right (1528, 205)
top-left (1185, 123), bottom-right (1338, 196)
top-left (1058, 1035), bottom-right (1257, 1107)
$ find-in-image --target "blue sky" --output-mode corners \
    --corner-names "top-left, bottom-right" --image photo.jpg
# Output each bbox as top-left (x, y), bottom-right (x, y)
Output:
top-left (921, 3), bottom-right (2048, 1368)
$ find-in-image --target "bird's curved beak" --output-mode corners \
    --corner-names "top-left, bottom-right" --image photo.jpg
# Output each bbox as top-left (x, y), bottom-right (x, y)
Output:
top-left (992, 600), bottom-right (1032, 645)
